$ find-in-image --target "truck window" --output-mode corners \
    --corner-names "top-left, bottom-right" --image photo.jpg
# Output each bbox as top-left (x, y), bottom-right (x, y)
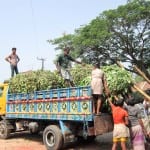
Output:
top-left (0, 87), bottom-right (4, 97)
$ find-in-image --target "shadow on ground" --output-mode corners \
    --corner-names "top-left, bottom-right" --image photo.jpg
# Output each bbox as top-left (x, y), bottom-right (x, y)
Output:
top-left (2, 131), bottom-right (113, 150)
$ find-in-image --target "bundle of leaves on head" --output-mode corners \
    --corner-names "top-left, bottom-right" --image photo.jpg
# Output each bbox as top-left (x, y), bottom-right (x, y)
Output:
top-left (9, 65), bottom-right (133, 95)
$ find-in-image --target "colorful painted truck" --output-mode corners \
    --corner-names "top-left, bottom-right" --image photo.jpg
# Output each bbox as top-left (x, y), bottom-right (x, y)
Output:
top-left (0, 82), bottom-right (113, 150)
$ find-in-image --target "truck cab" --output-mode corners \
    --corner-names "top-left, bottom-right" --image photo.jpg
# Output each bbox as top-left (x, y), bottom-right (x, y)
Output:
top-left (0, 83), bottom-right (8, 116)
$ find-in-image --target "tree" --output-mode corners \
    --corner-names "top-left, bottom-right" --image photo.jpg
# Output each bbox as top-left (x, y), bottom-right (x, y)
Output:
top-left (49, 0), bottom-right (150, 78)
top-left (103, 0), bottom-right (150, 78)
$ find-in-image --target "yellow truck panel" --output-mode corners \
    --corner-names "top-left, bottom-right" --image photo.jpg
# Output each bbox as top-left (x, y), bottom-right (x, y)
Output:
top-left (0, 83), bottom-right (8, 115)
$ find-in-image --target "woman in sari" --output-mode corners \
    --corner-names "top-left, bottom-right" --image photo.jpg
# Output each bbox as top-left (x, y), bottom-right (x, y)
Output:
top-left (125, 98), bottom-right (147, 150)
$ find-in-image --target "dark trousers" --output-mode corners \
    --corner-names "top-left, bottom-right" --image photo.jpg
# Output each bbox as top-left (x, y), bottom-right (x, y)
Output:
top-left (11, 65), bottom-right (19, 77)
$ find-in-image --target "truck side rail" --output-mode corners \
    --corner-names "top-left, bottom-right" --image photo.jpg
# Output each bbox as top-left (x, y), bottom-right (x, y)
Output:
top-left (6, 86), bottom-right (93, 121)
top-left (7, 86), bottom-right (91, 101)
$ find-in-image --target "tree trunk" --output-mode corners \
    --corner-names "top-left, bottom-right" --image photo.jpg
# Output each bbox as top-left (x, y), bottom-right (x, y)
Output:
top-left (133, 65), bottom-right (150, 84)
top-left (135, 62), bottom-right (150, 79)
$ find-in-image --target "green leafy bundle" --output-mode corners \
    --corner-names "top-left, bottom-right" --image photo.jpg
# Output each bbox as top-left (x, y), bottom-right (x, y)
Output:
top-left (9, 70), bottom-right (64, 94)
top-left (9, 65), bottom-right (133, 95)
top-left (71, 64), bottom-right (133, 95)
top-left (102, 65), bottom-right (133, 94)
top-left (71, 64), bottom-right (92, 86)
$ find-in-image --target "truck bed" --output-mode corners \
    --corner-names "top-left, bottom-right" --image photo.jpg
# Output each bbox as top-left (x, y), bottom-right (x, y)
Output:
top-left (6, 86), bottom-right (93, 121)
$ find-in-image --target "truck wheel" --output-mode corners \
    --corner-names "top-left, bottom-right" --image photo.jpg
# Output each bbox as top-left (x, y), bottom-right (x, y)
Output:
top-left (0, 121), bottom-right (11, 139)
top-left (43, 125), bottom-right (63, 150)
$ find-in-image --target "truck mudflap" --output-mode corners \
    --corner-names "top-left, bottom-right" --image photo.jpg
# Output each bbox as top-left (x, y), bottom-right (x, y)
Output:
top-left (59, 120), bottom-right (76, 143)
top-left (94, 113), bottom-right (113, 135)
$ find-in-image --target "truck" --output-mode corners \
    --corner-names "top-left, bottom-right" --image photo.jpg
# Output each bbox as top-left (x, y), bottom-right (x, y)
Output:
top-left (0, 82), bottom-right (113, 150)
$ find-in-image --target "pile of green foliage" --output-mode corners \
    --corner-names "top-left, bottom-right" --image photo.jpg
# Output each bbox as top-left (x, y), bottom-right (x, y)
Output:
top-left (102, 65), bottom-right (133, 95)
top-left (9, 70), bottom-right (64, 93)
top-left (71, 64), bottom-right (92, 86)
top-left (9, 65), bottom-right (133, 95)
top-left (71, 64), bottom-right (133, 95)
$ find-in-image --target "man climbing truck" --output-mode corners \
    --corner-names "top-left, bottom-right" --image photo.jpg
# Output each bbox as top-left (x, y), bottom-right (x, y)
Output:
top-left (0, 82), bottom-right (113, 150)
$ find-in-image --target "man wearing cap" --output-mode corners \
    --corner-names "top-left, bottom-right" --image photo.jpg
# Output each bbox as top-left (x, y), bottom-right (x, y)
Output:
top-left (56, 47), bottom-right (82, 87)
top-left (5, 47), bottom-right (20, 77)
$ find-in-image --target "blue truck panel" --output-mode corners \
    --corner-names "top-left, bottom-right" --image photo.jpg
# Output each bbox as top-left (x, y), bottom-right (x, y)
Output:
top-left (6, 86), bottom-right (93, 121)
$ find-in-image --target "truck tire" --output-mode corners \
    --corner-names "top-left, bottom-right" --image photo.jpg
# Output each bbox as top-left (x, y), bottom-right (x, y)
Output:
top-left (43, 125), bottom-right (63, 150)
top-left (0, 120), bottom-right (11, 139)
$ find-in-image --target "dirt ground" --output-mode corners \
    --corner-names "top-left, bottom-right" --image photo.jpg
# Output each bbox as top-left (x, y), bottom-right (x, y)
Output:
top-left (0, 131), bottom-right (113, 150)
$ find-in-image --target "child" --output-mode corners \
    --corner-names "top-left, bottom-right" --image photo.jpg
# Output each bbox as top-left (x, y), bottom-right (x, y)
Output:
top-left (108, 98), bottom-right (129, 150)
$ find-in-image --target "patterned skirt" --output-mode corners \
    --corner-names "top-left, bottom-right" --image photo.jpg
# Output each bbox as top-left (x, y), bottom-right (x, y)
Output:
top-left (131, 125), bottom-right (145, 150)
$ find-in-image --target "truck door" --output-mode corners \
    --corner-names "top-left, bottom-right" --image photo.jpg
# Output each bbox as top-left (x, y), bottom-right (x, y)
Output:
top-left (0, 85), bottom-right (5, 115)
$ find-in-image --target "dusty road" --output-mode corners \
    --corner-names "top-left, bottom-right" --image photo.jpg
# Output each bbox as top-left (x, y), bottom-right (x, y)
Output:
top-left (0, 132), bottom-right (113, 150)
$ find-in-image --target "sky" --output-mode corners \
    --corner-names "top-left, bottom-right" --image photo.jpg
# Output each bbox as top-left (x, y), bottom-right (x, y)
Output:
top-left (0, 0), bottom-right (127, 82)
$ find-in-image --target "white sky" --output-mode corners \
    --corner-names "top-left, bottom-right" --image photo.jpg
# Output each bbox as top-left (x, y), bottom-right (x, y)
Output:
top-left (0, 0), bottom-right (127, 82)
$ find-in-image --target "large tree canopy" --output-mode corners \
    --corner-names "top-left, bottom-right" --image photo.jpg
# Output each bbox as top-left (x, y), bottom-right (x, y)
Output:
top-left (48, 0), bottom-right (150, 78)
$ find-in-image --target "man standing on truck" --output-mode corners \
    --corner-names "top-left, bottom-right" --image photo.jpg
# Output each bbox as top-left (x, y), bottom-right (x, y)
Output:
top-left (5, 47), bottom-right (20, 77)
top-left (56, 47), bottom-right (83, 87)
top-left (91, 63), bottom-right (108, 115)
